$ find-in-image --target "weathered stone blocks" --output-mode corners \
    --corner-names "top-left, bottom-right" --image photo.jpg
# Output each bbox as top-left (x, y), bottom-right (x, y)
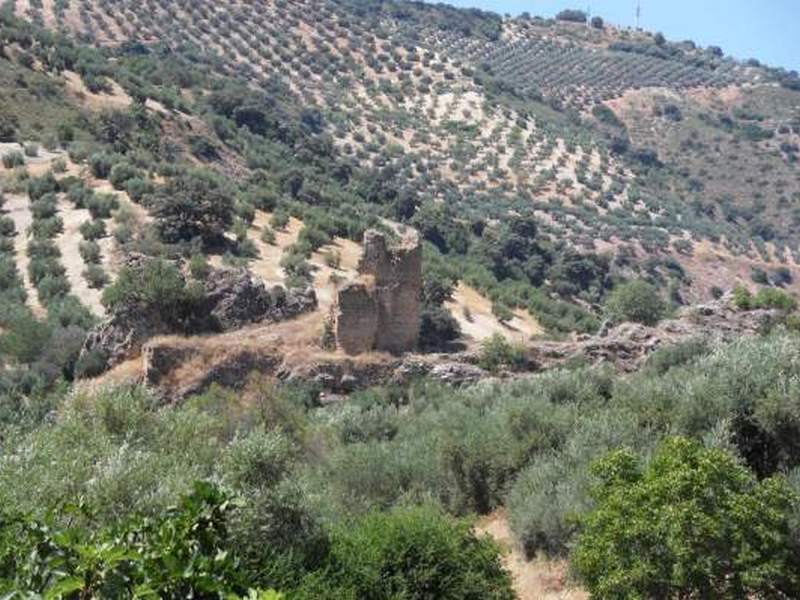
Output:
top-left (333, 229), bottom-right (421, 355)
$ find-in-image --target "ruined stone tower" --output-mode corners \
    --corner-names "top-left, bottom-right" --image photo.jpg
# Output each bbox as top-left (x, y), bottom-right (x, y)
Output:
top-left (332, 229), bottom-right (422, 355)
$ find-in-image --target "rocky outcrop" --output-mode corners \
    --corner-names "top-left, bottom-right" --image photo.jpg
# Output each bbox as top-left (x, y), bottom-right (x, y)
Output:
top-left (79, 261), bottom-right (316, 376)
top-left (285, 354), bottom-right (489, 398)
top-left (80, 305), bottom-right (171, 372)
top-left (201, 268), bottom-right (317, 331)
top-left (332, 229), bottom-right (421, 355)
top-left (553, 294), bottom-right (781, 372)
top-left (100, 289), bottom-right (784, 403)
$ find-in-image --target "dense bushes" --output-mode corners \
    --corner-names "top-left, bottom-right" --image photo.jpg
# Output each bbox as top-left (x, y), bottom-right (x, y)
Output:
top-left (0, 482), bottom-right (512, 599)
top-left (604, 279), bottom-right (666, 325)
top-left (4, 331), bottom-right (800, 592)
top-left (102, 258), bottom-right (202, 327)
top-left (0, 384), bottom-right (514, 597)
top-left (0, 481), bottom-right (278, 598)
top-left (573, 438), bottom-right (800, 598)
top-left (308, 506), bottom-right (514, 599)
top-left (151, 170), bottom-right (234, 246)
top-left (733, 284), bottom-right (797, 311)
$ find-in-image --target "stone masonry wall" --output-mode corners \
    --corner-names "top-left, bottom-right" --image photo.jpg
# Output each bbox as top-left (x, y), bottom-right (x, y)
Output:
top-left (333, 229), bottom-right (421, 355)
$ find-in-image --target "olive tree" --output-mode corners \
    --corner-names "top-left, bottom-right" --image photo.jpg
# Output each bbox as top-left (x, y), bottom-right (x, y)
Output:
top-left (152, 170), bottom-right (234, 246)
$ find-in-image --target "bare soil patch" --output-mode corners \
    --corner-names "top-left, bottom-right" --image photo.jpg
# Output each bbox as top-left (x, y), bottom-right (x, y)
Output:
top-left (476, 511), bottom-right (588, 600)
top-left (445, 283), bottom-right (542, 346)
top-left (56, 197), bottom-right (105, 316)
top-left (4, 194), bottom-right (45, 317)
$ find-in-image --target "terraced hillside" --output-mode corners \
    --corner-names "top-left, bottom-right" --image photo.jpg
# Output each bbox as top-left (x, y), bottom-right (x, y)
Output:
top-left (4, 4), bottom-right (800, 598)
top-left (2, 0), bottom-right (800, 337)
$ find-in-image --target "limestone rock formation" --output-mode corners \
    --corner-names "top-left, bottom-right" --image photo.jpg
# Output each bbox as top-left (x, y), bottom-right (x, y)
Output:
top-left (79, 261), bottom-right (316, 376)
top-left (528, 293), bottom-right (783, 372)
top-left (201, 268), bottom-right (317, 331)
top-left (332, 229), bottom-right (422, 355)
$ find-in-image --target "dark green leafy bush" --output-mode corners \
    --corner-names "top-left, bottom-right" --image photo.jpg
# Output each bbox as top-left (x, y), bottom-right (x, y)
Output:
top-left (733, 285), bottom-right (797, 311)
top-left (604, 279), bottom-right (666, 325)
top-left (102, 259), bottom-right (203, 328)
top-left (304, 506), bottom-right (514, 600)
top-left (0, 481), bottom-right (280, 598)
top-left (152, 170), bottom-right (234, 246)
top-left (478, 333), bottom-right (526, 372)
top-left (573, 438), bottom-right (800, 598)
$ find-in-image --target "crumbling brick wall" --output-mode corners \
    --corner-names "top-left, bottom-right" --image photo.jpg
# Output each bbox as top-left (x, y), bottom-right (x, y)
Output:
top-left (332, 229), bottom-right (421, 355)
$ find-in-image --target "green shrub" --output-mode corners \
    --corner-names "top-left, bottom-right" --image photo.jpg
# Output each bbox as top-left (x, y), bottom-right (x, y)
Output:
top-left (102, 258), bottom-right (202, 328)
top-left (66, 181), bottom-right (92, 208)
top-left (0, 313), bottom-right (51, 364)
top-left (36, 274), bottom-right (70, 304)
top-left (74, 347), bottom-right (110, 379)
top-left (261, 226), bottom-right (276, 245)
top-left (28, 256), bottom-right (65, 285)
top-left (419, 305), bottom-right (461, 350)
top-left (310, 506), bottom-right (514, 600)
top-left (125, 177), bottom-right (153, 202)
top-left (643, 338), bottom-right (710, 375)
top-left (89, 152), bottom-right (113, 178)
top-left (47, 295), bottom-right (95, 329)
top-left (152, 170), bottom-right (234, 246)
top-left (478, 334), bottom-right (526, 372)
top-left (189, 253), bottom-right (211, 280)
top-left (51, 158), bottom-right (67, 173)
top-left (1, 151), bottom-right (24, 168)
top-left (109, 162), bottom-right (140, 190)
top-left (573, 437), bottom-right (800, 598)
top-left (30, 195), bottom-right (58, 220)
top-left (78, 240), bottom-right (102, 264)
top-left (87, 192), bottom-right (118, 219)
top-left (0, 481), bottom-right (281, 598)
top-left (27, 239), bottom-right (60, 260)
top-left (30, 216), bottom-right (63, 239)
top-left (604, 280), bottom-right (666, 325)
top-left (733, 284), bottom-right (753, 309)
top-left (221, 430), bottom-right (296, 490)
top-left (26, 173), bottom-right (59, 201)
top-left (0, 216), bottom-right (15, 237)
top-left (83, 264), bottom-right (109, 289)
top-left (734, 285), bottom-right (797, 311)
top-left (270, 211), bottom-right (290, 231)
top-left (507, 405), bottom-right (646, 557)
top-left (79, 219), bottom-right (107, 240)
top-left (753, 287), bottom-right (797, 311)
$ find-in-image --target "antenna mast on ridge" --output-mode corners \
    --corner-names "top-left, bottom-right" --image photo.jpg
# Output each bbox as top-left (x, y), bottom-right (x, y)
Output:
top-left (636, 0), bottom-right (641, 29)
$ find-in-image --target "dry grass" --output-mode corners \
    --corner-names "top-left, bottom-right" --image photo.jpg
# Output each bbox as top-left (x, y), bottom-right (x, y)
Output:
top-left (445, 283), bottom-right (542, 346)
top-left (62, 70), bottom-right (133, 111)
top-left (243, 212), bottom-right (303, 283)
top-left (476, 511), bottom-right (588, 600)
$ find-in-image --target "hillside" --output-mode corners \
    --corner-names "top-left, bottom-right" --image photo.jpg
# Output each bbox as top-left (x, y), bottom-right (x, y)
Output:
top-left (2, 0), bottom-right (800, 326)
top-left (2, 2), bottom-right (800, 597)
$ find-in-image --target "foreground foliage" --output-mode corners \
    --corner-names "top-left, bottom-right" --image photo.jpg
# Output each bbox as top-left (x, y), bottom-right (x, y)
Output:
top-left (573, 437), bottom-right (800, 599)
top-left (0, 481), bottom-right (278, 598)
top-left (3, 332), bottom-right (800, 594)
top-left (0, 483), bottom-right (511, 599)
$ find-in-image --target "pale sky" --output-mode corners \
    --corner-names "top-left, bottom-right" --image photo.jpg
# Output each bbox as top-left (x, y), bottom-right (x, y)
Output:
top-left (442, 0), bottom-right (800, 72)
